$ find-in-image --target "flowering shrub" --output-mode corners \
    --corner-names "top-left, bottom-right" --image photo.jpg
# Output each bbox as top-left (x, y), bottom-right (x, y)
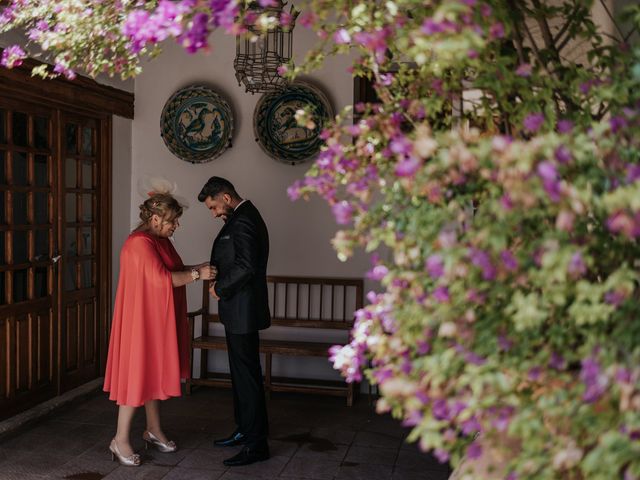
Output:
top-left (2, 0), bottom-right (640, 478)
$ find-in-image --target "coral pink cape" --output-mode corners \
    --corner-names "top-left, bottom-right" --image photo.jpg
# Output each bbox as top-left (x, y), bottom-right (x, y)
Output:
top-left (103, 231), bottom-right (190, 407)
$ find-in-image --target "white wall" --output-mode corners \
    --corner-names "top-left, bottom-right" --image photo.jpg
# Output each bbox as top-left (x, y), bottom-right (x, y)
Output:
top-left (112, 116), bottom-right (133, 305)
top-left (131, 26), bottom-right (371, 382)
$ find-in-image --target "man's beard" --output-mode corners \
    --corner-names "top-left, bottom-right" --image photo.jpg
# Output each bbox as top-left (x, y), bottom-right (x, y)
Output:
top-left (222, 205), bottom-right (234, 223)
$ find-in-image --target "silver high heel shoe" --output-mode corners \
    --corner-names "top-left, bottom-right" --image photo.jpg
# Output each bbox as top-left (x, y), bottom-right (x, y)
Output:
top-left (143, 430), bottom-right (178, 453)
top-left (109, 439), bottom-right (141, 467)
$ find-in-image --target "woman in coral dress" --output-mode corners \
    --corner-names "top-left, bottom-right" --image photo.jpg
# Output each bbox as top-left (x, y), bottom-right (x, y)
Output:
top-left (103, 193), bottom-right (215, 466)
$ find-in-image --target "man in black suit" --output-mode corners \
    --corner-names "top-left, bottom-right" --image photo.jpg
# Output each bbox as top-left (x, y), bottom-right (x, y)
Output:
top-left (198, 176), bottom-right (270, 466)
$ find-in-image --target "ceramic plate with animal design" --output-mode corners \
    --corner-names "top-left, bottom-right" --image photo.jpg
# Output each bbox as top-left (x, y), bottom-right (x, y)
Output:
top-left (161, 85), bottom-right (233, 163)
top-left (253, 82), bottom-right (332, 165)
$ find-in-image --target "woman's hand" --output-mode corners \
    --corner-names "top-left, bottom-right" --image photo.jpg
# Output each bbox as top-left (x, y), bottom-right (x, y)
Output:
top-left (198, 265), bottom-right (217, 281)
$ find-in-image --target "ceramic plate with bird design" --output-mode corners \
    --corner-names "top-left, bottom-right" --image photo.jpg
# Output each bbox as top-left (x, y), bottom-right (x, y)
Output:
top-left (161, 85), bottom-right (234, 163)
top-left (253, 82), bottom-right (332, 165)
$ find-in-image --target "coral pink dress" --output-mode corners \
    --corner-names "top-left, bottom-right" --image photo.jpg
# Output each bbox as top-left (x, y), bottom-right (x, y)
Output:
top-left (103, 231), bottom-right (190, 407)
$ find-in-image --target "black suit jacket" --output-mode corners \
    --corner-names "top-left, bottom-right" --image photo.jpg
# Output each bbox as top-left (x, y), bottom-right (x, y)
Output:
top-left (210, 200), bottom-right (271, 334)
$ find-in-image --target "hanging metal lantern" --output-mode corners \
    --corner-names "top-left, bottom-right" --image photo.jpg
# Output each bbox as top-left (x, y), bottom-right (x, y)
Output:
top-left (234, 1), bottom-right (298, 95)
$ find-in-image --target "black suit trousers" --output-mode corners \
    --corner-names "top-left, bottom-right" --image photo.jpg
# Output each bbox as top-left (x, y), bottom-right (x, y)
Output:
top-left (225, 330), bottom-right (268, 449)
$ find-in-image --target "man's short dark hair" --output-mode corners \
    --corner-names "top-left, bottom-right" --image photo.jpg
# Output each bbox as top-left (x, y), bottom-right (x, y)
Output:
top-left (198, 176), bottom-right (240, 202)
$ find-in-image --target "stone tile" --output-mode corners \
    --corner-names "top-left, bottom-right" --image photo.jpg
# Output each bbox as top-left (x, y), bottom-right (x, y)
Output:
top-left (392, 468), bottom-right (451, 480)
top-left (162, 466), bottom-right (226, 480)
top-left (0, 432), bottom-right (53, 452)
top-left (336, 462), bottom-right (393, 480)
top-left (48, 455), bottom-right (120, 479)
top-left (395, 450), bottom-right (449, 472)
top-left (353, 431), bottom-right (403, 449)
top-left (0, 473), bottom-right (48, 480)
top-left (292, 442), bottom-right (349, 462)
top-left (280, 457), bottom-right (341, 480)
top-left (102, 464), bottom-right (172, 479)
top-left (178, 447), bottom-right (229, 470)
top-left (1, 450), bottom-right (77, 475)
top-left (344, 445), bottom-right (398, 466)
top-left (223, 454), bottom-right (288, 478)
top-left (141, 447), bottom-right (194, 467)
top-left (218, 472), bottom-right (279, 480)
top-left (267, 439), bottom-right (298, 458)
top-left (309, 426), bottom-right (356, 446)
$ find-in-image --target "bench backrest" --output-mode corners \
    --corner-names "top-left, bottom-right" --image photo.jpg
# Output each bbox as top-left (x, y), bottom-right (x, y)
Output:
top-left (197, 276), bottom-right (364, 331)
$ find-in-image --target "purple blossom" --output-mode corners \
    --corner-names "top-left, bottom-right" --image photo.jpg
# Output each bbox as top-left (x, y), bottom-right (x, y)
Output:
top-left (469, 248), bottom-right (496, 280)
top-left (615, 367), bottom-right (631, 384)
top-left (416, 340), bottom-right (431, 355)
top-left (604, 289), bottom-right (626, 307)
top-left (258, 0), bottom-right (277, 6)
top-left (500, 250), bottom-right (518, 272)
top-left (181, 12), bottom-right (210, 53)
top-left (465, 351), bottom-right (486, 366)
top-left (498, 335), bottom-right (513, 352)
top-left (626, 164), bottom-right (640, 183)
top-left (332, 201), bottom-right (353, 225)
top-left (395, 156), bottom-right (421, 177)
top-left (461, 416), bottom-right (482, 435)
top-left (373, 367), bottom-right (394, 383)
top-left (549, 352), bottom-right (566, 370)
top-left (557, 120), bottom-right (574, 134)
top-left (421, 18), bottom-right (445, 35)
top-left (610, 115), bottom-right (628, 133)
top-left (467, 442), bottom-right (483, 459)
top-left (287, 180), bottom-right (303, 200)
top-left (554, 145), bottom-right (572, 164)
top-left (426, 254), bottom-right (445, 278)
top-left (433, 286), bottom-right (450, 303)
top-left (515, 63), bottom-right (532, 77)
top-left (333, 28), bottom-right (351, 44)
top-left (402, 410), bottom-right (423, 427)
top-left (500, 193), bottom-right (514, 211)
top-left (432, 399), bottom-right (450, 420)
top-left (523, 113), bottom-right (545, 133)
top-left (489, 22), bottom-right (505, 39)
top-left (390, 135), bottom-right (413, 155)
top-left (367, 265), bottom-right (389, 281)
top-left (537, 161), bottom-right (557, 182)
top-left (433, 448), bottom-right (450, 463)
top-left (528, 366), bottom-right (542, 381)
top-left (580, 357), bottom-right (609, 403)
top-left (0, 44), bottom-right (26, 68)
top-left (567, 252), bottom-right (587, 278)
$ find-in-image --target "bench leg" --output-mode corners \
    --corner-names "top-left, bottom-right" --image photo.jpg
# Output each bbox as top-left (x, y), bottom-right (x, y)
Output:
top-left (347, 382), bottom-right (355, 407)
top-left (264, 353), bottom-right (272, 399)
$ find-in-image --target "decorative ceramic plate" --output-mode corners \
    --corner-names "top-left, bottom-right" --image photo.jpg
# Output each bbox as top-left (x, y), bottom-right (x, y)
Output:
top-left (160, 85), bottom-right (233, 163)
top-left (253, 82), bottom-right (333, 164)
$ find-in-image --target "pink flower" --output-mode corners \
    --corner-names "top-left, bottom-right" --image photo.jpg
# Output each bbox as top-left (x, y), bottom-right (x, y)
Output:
top-left (523, 113), bottom-right (545, 133)
top-left (332, 200), bottom-right (353, 225)
top-left (426, 254), bottom-right (444, 278)
top-left (333, 28), bottom-right (351, 44)
top-left (1, 44), bottom-right (26, 68)
top-left (516, 63), bottom-right (532, 77)
top-left (395, 156), bottom-right (421, 177)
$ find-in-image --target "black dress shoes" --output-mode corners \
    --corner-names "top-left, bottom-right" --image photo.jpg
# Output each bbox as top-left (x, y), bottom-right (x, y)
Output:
top-left (214, 431), bottom-right (247, 447)
top-left (223, 446), bottom-right (270, 466)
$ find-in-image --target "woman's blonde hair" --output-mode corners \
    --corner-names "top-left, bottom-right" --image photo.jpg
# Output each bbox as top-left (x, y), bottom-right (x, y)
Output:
top-left (137, 193), bottom-right (183, 229)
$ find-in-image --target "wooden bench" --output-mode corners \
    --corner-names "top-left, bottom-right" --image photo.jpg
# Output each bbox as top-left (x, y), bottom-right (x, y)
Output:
top-left (186, 276), bottom-right (364, 406)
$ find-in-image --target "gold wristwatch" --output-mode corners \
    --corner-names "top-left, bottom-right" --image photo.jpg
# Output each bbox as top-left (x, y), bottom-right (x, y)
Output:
top-left (191, 268), bottom-right (200, 281)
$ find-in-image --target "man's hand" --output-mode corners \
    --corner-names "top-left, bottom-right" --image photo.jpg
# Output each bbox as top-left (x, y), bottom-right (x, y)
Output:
top-left (209, 281), bottom-right (220, 300)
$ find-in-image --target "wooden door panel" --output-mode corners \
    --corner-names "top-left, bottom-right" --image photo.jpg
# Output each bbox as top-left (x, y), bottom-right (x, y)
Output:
top-left (59, 115), bottom-right (101, 394)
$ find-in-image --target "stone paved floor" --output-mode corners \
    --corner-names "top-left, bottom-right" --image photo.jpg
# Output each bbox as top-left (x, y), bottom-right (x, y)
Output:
top-left (0, 389), bottom-right (451, 480)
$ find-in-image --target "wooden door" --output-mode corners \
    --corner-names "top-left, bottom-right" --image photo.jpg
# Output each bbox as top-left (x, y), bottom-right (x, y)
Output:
top-left (0, 101), bottom-right (111, 419)
top-left (0, 100), bottom-right (58, 418)
top-left (59, 114), bottom-right (103, 393)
